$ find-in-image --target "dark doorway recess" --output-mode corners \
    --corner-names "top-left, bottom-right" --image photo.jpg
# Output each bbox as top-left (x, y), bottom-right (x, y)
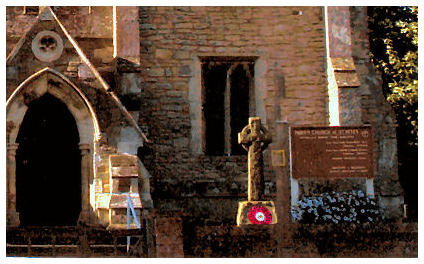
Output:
top-left (16, 93), bottom-right (81, 226)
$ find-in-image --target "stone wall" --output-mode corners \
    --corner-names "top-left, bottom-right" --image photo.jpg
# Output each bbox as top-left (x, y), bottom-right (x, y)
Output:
top-left (138, 6), bottom-right (327, 223)
top-left (5, 7), bottom-right (146, 229)
top-left (292, 7), bottom-right (402, 218)
top-left (6, 6), bottom-right (406, 256)
top-left (154, 215), bottom-right (184, 257)
top-left (5, 7), bottom-right (137, 151)
top-left (180, 222), bottom-right (417, 257)
top-left (350, 7), bottom-right (402, 216)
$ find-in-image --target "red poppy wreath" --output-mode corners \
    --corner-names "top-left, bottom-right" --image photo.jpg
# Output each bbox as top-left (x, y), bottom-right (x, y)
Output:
top-left (248, 205), bottom-right (272, 224)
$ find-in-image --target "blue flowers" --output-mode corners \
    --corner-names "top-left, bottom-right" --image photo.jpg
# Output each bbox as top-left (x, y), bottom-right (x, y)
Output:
top-left (290, 190), bottom-right (384, 224)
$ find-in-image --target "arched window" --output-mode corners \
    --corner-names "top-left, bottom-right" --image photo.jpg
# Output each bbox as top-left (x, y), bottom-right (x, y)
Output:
top-left (201, 57), bottom-right (256, 156)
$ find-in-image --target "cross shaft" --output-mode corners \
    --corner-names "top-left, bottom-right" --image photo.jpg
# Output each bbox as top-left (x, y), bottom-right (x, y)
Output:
top-left (238, 117), bottom-right (272, 201)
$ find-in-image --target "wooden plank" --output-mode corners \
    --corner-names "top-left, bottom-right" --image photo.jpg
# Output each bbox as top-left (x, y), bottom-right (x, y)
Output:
top-left (109, 194), bottom-right (142, 208)
top-left (110, 154), bottom-right (138, 167)
top-left (111, 166), bottom-right (138, 178)
top-left (95, 193), bottom-right (111, 209)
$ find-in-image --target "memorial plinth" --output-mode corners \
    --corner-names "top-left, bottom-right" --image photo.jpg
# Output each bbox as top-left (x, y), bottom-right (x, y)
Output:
top-left (237, 201), bottom-right (278, 225)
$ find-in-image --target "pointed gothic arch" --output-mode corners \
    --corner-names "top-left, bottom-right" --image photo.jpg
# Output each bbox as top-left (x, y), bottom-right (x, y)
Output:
top-left (6, 67), bottom-right (100, 227)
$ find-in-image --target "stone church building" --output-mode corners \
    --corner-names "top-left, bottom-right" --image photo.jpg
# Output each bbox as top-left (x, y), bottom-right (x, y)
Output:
top-left (6, 6), bottom-right (405, 257)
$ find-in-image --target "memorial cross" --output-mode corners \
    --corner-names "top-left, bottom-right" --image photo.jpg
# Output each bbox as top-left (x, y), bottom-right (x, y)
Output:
top-left (238, 117), bottom-right (272, 201)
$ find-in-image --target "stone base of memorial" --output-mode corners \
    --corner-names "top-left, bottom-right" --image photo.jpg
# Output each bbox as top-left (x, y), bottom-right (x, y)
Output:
top-left (236, 201), bottom-right (277, 226)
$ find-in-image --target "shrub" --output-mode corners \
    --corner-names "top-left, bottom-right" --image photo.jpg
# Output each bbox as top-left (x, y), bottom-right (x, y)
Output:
top-left (291, 190), bottom-right (385, 224)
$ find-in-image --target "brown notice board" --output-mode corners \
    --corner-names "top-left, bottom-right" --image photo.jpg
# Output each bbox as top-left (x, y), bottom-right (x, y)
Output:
top-left (290, 126), bottom-right (374, 179)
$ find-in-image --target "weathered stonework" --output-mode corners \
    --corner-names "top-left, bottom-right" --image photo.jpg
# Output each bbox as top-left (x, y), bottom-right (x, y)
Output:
top-left (6, 6), bottom-right (406, 257)
top-left (138, 7), bottom-right (327, 228)
top-left (294, 7), bottom-right (402, 217)
top-left (6, 7), bottom-right (146, 231)
top-left (350, 7), bottom-right (402, 215)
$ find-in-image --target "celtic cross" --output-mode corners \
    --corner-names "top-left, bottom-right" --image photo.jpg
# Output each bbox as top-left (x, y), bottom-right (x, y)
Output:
top-left (238, 117), bottom-right (272, 201)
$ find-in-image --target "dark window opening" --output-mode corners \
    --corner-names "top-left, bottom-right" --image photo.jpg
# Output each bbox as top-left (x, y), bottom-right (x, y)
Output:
top-left (16, 93), bottom-right (81, 226)
top-left (230, 64), bottom-right (253, 155)
top-left (201, 57), bottom-right (255, 156)
top-left (203, 62), bottom-right (227, 155)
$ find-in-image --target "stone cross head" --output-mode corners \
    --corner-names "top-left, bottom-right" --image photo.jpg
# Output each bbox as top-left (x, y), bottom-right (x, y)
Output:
top-left (238, 117), bottom-right (272, 151)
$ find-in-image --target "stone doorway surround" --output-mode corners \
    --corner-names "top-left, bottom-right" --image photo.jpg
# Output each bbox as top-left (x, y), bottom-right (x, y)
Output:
top-left (6, 67), bottom-right (101, 227)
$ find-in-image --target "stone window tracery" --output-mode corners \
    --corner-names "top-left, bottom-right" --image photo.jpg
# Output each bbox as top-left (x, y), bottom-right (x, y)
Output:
top-left (31, 31), bottom-right (64, 62)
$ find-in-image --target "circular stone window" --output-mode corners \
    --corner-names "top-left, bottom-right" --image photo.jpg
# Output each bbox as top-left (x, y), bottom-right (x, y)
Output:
top-left (31, 31), bottom-right (64, 62)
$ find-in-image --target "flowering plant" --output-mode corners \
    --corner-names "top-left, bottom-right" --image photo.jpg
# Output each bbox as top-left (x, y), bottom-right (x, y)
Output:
top-left (291, 190), bottom-right (385, 224)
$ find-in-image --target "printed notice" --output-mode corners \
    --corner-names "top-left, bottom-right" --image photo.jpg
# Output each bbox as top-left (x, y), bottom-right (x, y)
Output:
top-left (290, 126), bottom-right (374, 179)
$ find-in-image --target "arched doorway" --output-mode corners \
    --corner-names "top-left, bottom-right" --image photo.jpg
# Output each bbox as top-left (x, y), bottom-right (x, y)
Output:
top-left (16, 93), bottom-right (81, 226)
top-left (7, 68), bottom-right (101, 228)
